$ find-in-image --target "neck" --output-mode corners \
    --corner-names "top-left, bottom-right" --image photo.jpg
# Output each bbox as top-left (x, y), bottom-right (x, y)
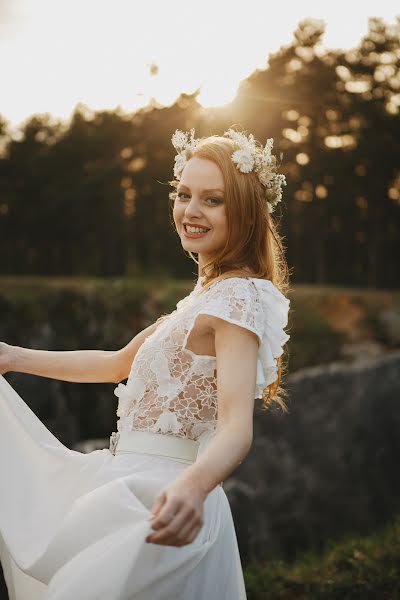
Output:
top-left (198, 253), bottom-right (214, 279)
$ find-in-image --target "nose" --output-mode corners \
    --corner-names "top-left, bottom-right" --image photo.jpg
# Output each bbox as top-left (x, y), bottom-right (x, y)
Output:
top-left (183, 196), bottom-right (203, 218)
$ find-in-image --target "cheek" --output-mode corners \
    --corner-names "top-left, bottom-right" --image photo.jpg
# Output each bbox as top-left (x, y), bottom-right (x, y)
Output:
top-left (214, 212), bottom-right (228, 230)
top-left (172, 203), bottom-right (182, 222)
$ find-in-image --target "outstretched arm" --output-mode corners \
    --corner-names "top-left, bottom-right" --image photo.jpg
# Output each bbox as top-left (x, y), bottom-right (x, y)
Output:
top-left (0, 320), bottom-right (160, 384)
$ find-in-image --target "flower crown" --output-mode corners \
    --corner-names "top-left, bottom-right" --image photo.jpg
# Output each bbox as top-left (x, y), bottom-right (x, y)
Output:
top-left (171, 128), bottom-right (287, 213)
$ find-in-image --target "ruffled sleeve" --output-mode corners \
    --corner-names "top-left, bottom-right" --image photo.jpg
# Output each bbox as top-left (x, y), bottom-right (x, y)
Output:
top-left (194, 277), bottom-right (290, 400)
top-left (195, 276), bottom-right (265, 344)
top-left (251, 279), bottom-right (290, 399)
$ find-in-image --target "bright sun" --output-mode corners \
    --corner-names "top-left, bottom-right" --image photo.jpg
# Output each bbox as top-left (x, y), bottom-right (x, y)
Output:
top-left (0, 0), bottom-right (398, 128)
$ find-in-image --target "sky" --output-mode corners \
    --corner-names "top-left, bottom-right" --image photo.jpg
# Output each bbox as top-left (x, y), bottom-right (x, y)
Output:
top-left (0, 0), bottom-right (399, 131)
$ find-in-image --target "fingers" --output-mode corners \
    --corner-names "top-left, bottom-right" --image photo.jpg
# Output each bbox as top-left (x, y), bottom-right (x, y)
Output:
top-left (146, 505), bottom-right (203, 547)
top-left (146, 519), bottom-right (201, 547)
top-left (175, 518), bottom-right (202, 545)
top-left (150, 521), bottom-right (200, 547)
top-left (149, 490), bottom-right (167, 520)
top-left (151, 505), bottom-right (188, 531)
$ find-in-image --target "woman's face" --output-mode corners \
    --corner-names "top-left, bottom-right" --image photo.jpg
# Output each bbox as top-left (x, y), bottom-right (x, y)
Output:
top-left (173, 156), bottom-right (228, 269)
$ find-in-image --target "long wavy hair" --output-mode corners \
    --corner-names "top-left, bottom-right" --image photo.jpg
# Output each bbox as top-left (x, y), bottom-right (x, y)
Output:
top-left (168, 130), bottom-right (291, 413)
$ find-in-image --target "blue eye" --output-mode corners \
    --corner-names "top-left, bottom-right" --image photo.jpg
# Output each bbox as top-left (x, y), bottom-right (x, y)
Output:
top-left (176, 192), bottom-right (221, 205)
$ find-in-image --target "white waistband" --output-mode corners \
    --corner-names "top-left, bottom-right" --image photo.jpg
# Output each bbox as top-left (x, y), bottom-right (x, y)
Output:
top-left (110, 430), bottom-right (200, 464)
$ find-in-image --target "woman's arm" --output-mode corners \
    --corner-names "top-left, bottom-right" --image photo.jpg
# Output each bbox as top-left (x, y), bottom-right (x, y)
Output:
top-left (5, 345), bottom-right (121, 383)
top-left (180, 315), bottom-right (258, 493)
top-left (1, 321), bottom-right (160, 384)
top-left (146, 317), bottom-right (258, 546)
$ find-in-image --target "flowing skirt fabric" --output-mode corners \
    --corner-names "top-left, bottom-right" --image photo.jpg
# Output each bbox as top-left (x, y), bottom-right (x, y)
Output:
top-left (0, 375), bottom-right (247, 599)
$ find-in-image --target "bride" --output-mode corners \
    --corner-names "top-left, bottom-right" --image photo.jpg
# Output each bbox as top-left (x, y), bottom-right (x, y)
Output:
top-left (0, 127), bottom-right (290, 599)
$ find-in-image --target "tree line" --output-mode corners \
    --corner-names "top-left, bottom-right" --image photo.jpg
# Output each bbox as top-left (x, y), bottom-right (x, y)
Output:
top-left (0, 17), bottom-right (399, 288)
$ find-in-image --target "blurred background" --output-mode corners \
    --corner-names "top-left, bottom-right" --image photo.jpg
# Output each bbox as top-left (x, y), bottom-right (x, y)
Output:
top-left (0, 0), bottom-right (399, 597)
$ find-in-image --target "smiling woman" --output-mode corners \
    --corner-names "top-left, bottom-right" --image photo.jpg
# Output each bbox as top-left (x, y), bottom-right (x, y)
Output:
top-left (174, 165), bottom-right (227, 248)
top-left (0, 126), bottom-right (290, 600)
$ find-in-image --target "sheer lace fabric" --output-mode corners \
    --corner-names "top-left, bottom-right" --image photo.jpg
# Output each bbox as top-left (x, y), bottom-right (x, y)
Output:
top-left (114, 276), bottom-right (290, 441)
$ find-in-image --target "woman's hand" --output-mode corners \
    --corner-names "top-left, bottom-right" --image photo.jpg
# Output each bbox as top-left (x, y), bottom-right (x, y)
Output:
top-left (0, 342), bottom-right (18, 375)
top-left (146, 474), bottom-right (207, 547)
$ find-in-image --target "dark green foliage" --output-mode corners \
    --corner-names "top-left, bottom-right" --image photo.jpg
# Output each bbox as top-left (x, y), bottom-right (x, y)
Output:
top-left (286, 297), bottom-right (345, 371)
top-left (1, 276), bottom-right (399, 366)
top-left (244, 512), bottom-right (400, 599)
top-left (0, 18), bottom-right (399, 287)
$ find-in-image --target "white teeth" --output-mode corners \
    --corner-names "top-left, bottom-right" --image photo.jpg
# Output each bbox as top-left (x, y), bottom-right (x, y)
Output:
top-left (185, 225), bottom-right (209, 233)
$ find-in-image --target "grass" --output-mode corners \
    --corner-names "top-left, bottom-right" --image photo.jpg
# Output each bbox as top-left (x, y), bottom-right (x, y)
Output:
top-left (244, 512), bottom-right (400, 599)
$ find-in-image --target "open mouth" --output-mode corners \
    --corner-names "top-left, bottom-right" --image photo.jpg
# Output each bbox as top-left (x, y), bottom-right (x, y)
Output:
top-left (183, 224), bottom-right (211, 237)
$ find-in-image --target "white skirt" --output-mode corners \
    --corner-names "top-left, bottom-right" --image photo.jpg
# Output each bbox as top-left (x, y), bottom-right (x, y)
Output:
top-left (0, 374), bottom-right (247, 599)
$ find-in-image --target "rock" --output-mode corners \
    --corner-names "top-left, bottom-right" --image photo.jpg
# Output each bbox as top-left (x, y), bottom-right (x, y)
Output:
top-left (228, 350), bottom-right (400, 564)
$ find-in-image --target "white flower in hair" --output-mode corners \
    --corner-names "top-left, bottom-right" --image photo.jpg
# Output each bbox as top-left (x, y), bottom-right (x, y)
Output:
top-left (171, 130), bottom-right (188, 151)
top-left (224, 129), bottom-right (287, 212)
top-left (171, 128), bottom-right (199, 179)
top-left (225, 128), bottom-right (260, 174)
top-left (258, 169), bottom-right (275, 186)
top-left (265, 173), bottom-right (287, 209)
top-left (173, 153), bottom-right (187, 179)
top-left (170, 127), bottom-right (287, 213)
top-left (231, 147), bottom-right (254, 173)
top-left (224, 128), bottom-right (256, 152)
top-left (262, 138), bottom-right (274, 166)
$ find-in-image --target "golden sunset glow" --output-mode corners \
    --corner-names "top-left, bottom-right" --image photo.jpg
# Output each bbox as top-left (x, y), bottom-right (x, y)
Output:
top-left (0, 0), bottom-right (398, 129)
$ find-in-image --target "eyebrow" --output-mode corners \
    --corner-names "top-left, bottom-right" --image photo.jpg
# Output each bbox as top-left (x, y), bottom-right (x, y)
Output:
top-left (177, 184), bottom-right (224, 194)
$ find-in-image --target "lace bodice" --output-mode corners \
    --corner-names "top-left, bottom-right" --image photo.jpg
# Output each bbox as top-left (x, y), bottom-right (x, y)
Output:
top-left (114, 276), bottom-right (290, 442)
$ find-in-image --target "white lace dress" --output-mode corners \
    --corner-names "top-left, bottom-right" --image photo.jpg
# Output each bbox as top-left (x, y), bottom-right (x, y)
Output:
top-left (0, 276), bottom-right (290, 600)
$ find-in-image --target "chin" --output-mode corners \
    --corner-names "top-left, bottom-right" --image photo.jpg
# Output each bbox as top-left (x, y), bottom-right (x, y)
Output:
top-left (182, 239), bottom-right (210, 248)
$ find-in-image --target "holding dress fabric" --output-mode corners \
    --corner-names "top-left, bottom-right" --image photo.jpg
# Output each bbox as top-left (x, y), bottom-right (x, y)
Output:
top-left (0, 127), bottom-right (291, 599)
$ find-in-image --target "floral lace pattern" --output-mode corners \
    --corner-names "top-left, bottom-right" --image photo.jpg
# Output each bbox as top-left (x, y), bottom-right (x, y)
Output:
top-left (114, 277), bottom-right (290, 441)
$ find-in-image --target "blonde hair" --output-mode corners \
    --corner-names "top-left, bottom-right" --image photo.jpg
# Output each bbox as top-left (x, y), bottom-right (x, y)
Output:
top-left (168, 130), bottom-right (291, 413)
